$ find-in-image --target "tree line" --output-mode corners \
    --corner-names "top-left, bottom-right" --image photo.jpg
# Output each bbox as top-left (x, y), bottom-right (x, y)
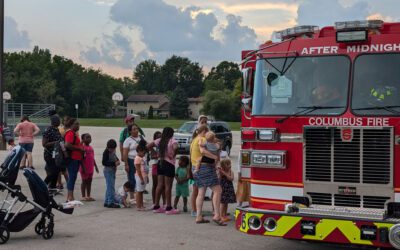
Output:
top-left (4, 47), bottom-right (242, 121)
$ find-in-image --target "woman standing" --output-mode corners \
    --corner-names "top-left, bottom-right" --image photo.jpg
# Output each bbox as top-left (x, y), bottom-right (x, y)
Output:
top-left (123, 124), bottom-right (142, 202)
top-left (64, 118), bottom-right (85, 201)
top-left (42, 115), bottom-right (62, 189)
top-left (149, 127), bottom-right (178, 214)
top-left (191, 125), bottom-right (225, 225)
top-left (13, 115), bottom-right (40, 169)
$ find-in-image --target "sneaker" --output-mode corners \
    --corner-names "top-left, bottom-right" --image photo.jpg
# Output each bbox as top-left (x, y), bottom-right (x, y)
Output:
top-left (104, 203), bottom-right (110, 208)
top-left (191, 211), bottom-right (197, 217)
top-left (153, 207), bottom-right (166, 213)
top-left (165, 208), bottom-right (180, 215)
top-left (130, 199), bottom-right (136, 205)
top-left (109, 203), bottom-right (120, 208)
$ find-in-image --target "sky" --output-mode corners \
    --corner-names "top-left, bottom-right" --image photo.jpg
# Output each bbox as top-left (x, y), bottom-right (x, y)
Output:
top-left (4, 0), bottom-right (400, 78)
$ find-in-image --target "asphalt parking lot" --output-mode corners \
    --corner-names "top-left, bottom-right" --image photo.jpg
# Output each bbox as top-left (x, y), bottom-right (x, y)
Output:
top-left (0, 126), bottom-right (349, 249)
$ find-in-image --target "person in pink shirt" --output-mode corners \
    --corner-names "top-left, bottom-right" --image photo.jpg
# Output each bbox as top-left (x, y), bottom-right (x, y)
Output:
top-left (79, 133), bottom-right (99, 201)
top-left (147, 127), bottom-right (179, 215)
top-left (13, 115), bottom-right (40, 169)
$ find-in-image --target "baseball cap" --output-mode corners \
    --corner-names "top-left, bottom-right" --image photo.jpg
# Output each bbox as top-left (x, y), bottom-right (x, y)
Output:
top-left (124, 115), bottom-right (135, 123)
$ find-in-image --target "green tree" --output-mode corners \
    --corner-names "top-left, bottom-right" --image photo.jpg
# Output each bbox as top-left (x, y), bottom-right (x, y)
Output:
top-left (169, 86), bottom-right (189, 119)
top-left (205, 61), bottom-right (241, 90)
top-left (148, 105), bottom-right (154, 119)
top-left (203, 79), bottom-right (226, 93)
top-left (134, 60), bottom-right (162, 94)
top-left (161, 55), bottom-right (204, 97)
top-left (202, 89), bottom-right (240, 121)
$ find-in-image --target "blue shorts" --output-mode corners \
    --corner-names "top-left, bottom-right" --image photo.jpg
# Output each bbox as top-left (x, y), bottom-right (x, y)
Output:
top-left (20, 143), bottom-right (34, 152)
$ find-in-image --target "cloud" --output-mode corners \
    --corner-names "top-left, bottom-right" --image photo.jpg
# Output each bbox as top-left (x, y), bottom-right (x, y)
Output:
top-left (81, 0), bottom-right (257, 68)
top-left (5, 16), bottom-right (31, 49)
top-left (297, 0), bottom-right (370, 27)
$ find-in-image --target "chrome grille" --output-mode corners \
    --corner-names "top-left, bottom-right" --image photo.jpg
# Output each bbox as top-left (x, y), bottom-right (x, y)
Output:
top-left (308, 193), bottom-right (389, 209)
top-left (305, 127), bottom-right (392, 184)
top-left (175, 137), bottom-right (188, 144)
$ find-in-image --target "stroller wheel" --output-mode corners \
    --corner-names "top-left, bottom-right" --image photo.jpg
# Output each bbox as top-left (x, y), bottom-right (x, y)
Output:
top-left (42, 227), bottom-right (54, 240)
top-left (0, 226), bottom-right (10, 244)
top-left (35, 222), bottom-right (45, 235)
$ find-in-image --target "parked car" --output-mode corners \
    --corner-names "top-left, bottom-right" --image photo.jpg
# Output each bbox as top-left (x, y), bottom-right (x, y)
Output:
top-left (174, 121), bottom-right (233, 155)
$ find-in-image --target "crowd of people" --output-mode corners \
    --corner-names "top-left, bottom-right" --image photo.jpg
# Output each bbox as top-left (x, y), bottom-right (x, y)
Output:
top-left (5, 113), bottom-right (251, 226)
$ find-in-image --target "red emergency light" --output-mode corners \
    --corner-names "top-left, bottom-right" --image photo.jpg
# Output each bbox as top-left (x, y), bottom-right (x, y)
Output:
top-left (241, 129), bottom-right (257, 141)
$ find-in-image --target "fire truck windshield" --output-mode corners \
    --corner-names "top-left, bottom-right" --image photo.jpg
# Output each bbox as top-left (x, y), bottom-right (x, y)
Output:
top-left (252, 56), bottom-right (350, 116)
top-left (352, 53), bottom-right (400, 116)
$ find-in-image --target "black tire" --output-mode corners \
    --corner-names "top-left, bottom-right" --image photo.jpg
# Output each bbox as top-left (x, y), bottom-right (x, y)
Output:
top-left (35, 222), bottom-right (45, 235)
top-left (0, 226), bottom-right (10, 245)
top-left (42, 227), bottom-right (54, 240)
top-left (224, 143), bottom-right (231, 156)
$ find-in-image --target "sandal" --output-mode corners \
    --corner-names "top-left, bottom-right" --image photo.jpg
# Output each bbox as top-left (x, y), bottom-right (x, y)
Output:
top-left (212, 219), bottom-right (227, 226)
top-left (87, 197), bottom-right (96, 201)
top-left (196, 219), bottom-right (210, 224)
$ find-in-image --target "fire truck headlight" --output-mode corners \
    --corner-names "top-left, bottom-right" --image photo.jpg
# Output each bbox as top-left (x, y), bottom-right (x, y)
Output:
top-left (267, 154), bottom-right (283, 166)
top-left (248, 216), bottom-right (262, 230)
top-left (252, 153), bottom-right (267, 164)
top-left (389, 224), bottom-right (400, 249)
top-left (258, 129), bottom-right (277, 141)
top-left (264, 218), bottom-right (277, 232)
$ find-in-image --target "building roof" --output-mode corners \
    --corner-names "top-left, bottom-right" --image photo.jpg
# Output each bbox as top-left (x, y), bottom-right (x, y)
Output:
top-left (126, 95), bottom-right (169, 103)
top-left (188, 97), bottom-right (204, 103)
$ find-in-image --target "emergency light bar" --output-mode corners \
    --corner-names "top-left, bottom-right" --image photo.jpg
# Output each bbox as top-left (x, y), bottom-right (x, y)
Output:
top-left (335, 20), bottom-right (383, 31)
top-left (275, 25), bottom-right (319, 40)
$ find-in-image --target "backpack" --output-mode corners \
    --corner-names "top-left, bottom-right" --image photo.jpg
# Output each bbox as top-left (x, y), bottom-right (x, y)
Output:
top-left (53, 140), bottom-right (66, 167)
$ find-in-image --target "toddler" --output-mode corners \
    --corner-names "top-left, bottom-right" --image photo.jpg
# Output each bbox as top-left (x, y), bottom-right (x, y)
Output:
top-left (194, 131), bottom-right (220, 173)
top-left (114, 181), bottom-right (131, 208)
top-left (7, 138), bottom-right (16, 151)
top-left (218, 159), bottom-right (236, 222)
top-left (102, 139), bottom-right (121, 208)
top-left (173, 156), bottom-right (190, 212)
top-left (79, 133), bottom-right (99, 201)
top-left (134, 144), bottom-right (148, 211)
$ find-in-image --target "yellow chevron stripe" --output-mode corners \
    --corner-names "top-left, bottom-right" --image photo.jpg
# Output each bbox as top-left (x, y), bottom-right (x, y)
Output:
top-left (302, 219), bottom-right (372, 245)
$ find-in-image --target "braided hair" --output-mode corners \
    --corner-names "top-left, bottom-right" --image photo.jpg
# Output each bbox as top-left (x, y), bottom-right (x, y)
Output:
top-left (159, 127), bottom-right (174, 160)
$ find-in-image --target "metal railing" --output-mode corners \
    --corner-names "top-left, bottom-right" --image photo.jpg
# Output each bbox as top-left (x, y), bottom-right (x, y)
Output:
top-left (4, 103), bottom-right (56, 125)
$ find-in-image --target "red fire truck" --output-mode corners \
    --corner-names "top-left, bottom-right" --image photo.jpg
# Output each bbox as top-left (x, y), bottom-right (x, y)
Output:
top-left (235, 20), bottom-right (400, 249)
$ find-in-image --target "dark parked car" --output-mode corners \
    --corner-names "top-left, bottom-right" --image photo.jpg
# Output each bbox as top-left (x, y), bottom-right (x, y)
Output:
top-left (174, 121), bottom-right (233, 155)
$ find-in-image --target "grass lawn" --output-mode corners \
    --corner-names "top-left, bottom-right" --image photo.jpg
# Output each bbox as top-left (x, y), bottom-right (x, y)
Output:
top-left (79, 118), bottom-right (241, 131)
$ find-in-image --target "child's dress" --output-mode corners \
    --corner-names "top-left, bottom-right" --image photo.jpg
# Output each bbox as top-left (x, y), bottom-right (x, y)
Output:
top-left (220, 174), bottom-right (236, 204)
top-left (175, 167), bottom-right (189, 198)
top-left (80, 144), bottom-right (95, 180)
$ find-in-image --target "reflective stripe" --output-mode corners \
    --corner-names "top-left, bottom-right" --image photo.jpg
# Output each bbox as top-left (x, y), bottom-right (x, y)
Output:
top-left (241, 167), bottom-right (251, 178)
top-left (251, 183), bottom-right (303, 201)
top-left (251, 179), bottom-right (303, 187)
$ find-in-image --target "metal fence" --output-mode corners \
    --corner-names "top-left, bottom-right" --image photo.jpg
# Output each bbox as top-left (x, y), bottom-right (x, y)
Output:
top-left (4, 103), bottom-right (56, 125)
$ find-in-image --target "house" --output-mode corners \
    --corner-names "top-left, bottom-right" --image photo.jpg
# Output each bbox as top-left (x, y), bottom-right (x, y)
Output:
top-left (126, 95), bottom-right (170, 118)
top-left (126, 94), bottom-right (204, 119)
top-left (188, 97), bottom-right (204, 119)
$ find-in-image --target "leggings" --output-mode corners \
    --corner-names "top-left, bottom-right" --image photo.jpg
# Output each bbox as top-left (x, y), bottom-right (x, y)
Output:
top-left (44, 158), bottom-right (60, 189)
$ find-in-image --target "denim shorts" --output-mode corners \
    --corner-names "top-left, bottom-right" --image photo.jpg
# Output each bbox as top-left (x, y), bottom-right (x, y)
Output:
top-left (20, 143), bottom-right (34, 152)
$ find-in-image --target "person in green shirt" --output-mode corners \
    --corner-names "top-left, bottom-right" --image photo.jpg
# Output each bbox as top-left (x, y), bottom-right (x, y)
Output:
top-left (174, 155), bottom-right (190, 212)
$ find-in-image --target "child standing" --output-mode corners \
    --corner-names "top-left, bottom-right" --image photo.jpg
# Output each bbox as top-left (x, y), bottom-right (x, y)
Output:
top-left (150, 131), bottom-right (163, 206)
top-left (134, 143), bottom-right (148, 211)
top-left (80, 133), bottom-right (99, 201)
top-left (102, 139), bottom-right (121, 208)
top-left (219, 159), bottom-right (236, 222)
top-left (174, 156), bottom-right (190, 212)
top-left (114, 181), bottom-right (131, 208)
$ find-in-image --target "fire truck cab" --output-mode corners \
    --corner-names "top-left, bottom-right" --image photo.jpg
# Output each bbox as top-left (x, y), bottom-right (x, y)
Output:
top-left (236, 20), bottom-right (400, 249)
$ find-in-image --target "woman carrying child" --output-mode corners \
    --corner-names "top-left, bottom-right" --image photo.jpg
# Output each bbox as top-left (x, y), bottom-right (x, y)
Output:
top-left (218, 159), bottom-right (236, 222)
top-left (80, 133), bottom-right (99, 201)
top-left (148, 127), bottom-right (179, 214)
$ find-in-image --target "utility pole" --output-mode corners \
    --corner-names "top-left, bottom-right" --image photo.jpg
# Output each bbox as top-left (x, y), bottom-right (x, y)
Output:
top-left (0, 0), bottom-right (4, 125)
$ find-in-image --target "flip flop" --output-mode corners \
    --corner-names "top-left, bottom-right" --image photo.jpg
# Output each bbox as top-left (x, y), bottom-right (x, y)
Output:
top-left (212, 219), bottom-right (227, 226)
top-left (196, 219), bottom-right (210, 224)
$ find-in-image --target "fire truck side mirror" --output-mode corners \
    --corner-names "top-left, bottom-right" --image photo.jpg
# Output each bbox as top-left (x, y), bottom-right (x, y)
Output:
top-left (242, 67), bottom-right (253, 97)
